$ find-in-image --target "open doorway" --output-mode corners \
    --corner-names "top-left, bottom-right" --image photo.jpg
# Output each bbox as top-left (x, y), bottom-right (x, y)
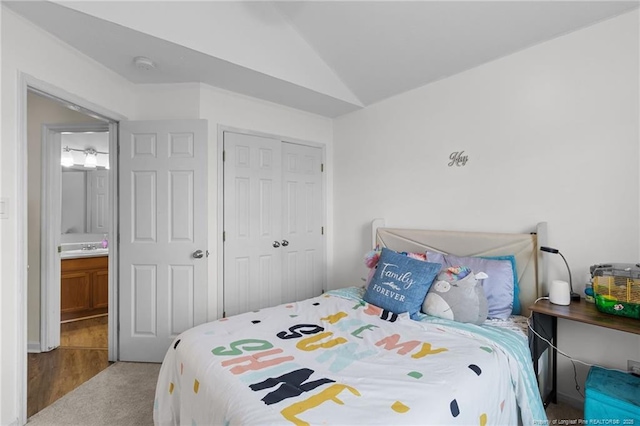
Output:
top-left (25, 91), bottom-right (115, 417)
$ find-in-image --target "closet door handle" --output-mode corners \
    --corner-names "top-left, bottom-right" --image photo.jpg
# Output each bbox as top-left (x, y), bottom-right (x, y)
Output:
top-left (273, 241), bottom-right (281, 248)
top-left (281, 240), bottom-right (289, 247)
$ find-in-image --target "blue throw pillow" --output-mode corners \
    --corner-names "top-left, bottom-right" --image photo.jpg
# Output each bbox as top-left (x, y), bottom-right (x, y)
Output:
top-left (364, 248), bottom-right (441, 317)
top-left (483, 255), bottom-right (520, 315)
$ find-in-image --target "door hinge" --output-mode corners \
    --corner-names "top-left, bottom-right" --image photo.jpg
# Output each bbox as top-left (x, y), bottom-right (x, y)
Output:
top-left (57, 245), bottom-right (61, 253)
top-left (321, 226), bottom-right (324, 235)
top-left (206, 250), bottom-right (210, 257)
top-left (223, 231), bottom-right (226, 242)
top-left (223, 150), bottom-right (226, 162)
top-left (223, 311), bottom-right (226, 318)
top-left (321, 163), bottom-right (324, 172)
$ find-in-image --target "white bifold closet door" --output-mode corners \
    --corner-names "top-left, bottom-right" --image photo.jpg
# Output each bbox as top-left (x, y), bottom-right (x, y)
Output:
top-left (223, 131), bottom-right (324, 317)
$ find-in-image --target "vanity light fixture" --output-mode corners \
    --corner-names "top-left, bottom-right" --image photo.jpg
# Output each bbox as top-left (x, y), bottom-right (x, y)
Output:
top-left (60, 146), bottom-right (108, 168)
top-left (61, 146), bottom-right (74, 167)
top-left (84, 149), bottom-right (98, 168)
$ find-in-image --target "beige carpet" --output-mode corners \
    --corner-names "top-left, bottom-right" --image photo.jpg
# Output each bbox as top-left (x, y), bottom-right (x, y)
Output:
top-left (27, 362), bottom-right (160, 426)
top-left (28, 361), bottom-right (582, 425)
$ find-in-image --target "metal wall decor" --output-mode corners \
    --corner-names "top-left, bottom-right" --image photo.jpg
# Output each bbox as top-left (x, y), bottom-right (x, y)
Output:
top-left (448, 151), bottom-right (468, 167)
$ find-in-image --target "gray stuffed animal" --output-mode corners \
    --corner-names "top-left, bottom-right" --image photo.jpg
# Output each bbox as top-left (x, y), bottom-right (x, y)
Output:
top-left (422, 267), bottom-right (489, 325)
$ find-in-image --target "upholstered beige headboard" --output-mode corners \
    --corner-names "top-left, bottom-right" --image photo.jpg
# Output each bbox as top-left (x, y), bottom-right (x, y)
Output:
top-left (372, 220), bottom-right (548, 317)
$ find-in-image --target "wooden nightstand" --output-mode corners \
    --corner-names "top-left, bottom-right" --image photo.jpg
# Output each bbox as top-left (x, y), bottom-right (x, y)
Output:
top-left (528, 299), bottom-right (640, 407)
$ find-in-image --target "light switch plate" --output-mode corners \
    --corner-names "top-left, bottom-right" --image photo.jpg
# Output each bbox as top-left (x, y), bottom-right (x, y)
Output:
top-left (0, 198), bottom-right (8, 219)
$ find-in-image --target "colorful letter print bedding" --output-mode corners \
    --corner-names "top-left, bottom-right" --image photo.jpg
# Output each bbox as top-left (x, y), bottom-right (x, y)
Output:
top-left (154, 288), bottom-right (546, 426)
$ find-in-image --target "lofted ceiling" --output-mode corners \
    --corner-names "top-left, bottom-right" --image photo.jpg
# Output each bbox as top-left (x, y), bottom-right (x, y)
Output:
top-left (6, 1), bottom-right (639, 118)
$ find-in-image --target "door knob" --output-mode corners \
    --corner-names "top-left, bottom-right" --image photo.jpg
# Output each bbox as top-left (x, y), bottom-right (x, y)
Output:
top-left (281, 240), bottom-right (289, 247)
top-left (192, 250), bottom-right (204, 259)
top-left (273, 241), bottom-right (281, 248)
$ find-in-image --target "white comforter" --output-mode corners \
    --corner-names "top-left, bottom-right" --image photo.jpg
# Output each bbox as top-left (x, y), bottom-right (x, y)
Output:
top-left (154, 290), bottom-right (545, 425)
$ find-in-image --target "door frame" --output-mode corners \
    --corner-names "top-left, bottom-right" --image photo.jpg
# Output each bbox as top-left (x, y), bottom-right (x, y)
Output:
top-left (16, 72), bottom-right (124, 425)
top-left (216, 125), bottom-right (328, 320)
top-left (40, 121), bottom-right (110, 353)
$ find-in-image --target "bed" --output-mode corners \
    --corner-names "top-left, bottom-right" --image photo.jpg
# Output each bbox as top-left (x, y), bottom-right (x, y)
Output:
top-left (154, 222), bottom-right (549, 425)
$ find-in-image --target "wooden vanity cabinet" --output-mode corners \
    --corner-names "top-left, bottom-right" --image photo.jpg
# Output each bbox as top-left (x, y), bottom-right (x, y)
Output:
top-left (61, 256), bottom-right (108, 321)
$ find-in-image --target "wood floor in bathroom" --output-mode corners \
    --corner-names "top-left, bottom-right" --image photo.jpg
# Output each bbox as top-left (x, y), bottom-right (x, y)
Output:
top-left (27, 315), bottom-right (110, 418)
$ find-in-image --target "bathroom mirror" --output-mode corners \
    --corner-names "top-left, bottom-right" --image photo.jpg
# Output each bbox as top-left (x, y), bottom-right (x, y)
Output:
top-left (61, 169), bottom-right (110, 234)
top-left (60, 132), bottom-right (110, 235)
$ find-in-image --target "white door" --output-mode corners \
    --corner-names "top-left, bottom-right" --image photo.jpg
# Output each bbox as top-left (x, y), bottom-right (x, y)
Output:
top-left (41, 129), bottom-right (62, 351)
top-left (119, 120), bottom-right (208, 362)
top-left (281, 142), bottom-right (324, 303)
top-left (87, 170), bottom-right (109, 234)
top-left (223, 132), bottom-right (324, 317)
top-left (223, 132), bottom-right (282, 317)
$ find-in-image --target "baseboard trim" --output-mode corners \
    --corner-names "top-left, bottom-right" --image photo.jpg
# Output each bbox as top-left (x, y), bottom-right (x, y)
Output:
top-left (61, 312), bottom-right (108, 324)
top-left (557, 392), bottom-right (584, 410)
top-left (3, 417), bottom-right (19, 426)
top-left (27, 340), bottom-right (41, 353)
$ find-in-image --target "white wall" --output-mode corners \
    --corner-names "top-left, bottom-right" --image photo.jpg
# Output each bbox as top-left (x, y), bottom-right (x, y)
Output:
top-left (332, 10), bottom-right (639, 406)
top-left (1, 8), bottom-right (135, 425)
top-left (134, 83), bottom-right (201, 121)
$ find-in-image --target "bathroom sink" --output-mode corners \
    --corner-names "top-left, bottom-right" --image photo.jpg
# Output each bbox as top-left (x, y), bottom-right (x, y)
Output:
top-left (60, 248), bottom-right (109, 259)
